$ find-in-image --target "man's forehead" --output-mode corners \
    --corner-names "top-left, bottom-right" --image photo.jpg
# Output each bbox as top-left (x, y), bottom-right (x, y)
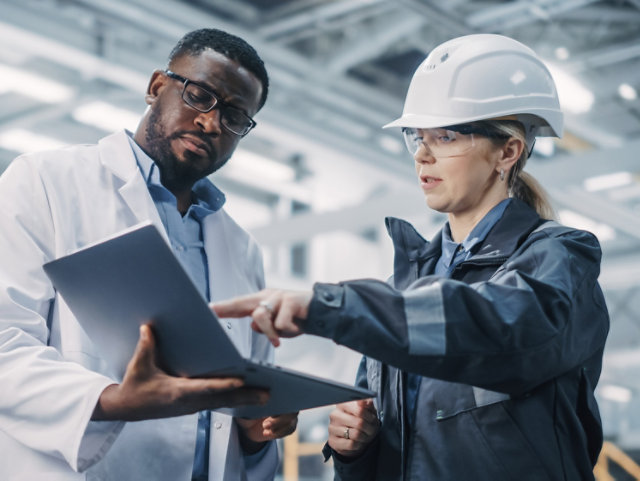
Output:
top-left (175, 48), bottom-right (255, 76)
top-left (171, 49), bottom-right (262, 103)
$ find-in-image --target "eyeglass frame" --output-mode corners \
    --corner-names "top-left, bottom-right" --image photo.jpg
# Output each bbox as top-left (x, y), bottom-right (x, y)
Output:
top-left (164, 69), bottom-right (257, 137)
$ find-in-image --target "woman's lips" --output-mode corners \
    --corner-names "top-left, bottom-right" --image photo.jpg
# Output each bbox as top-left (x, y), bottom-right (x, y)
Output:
top-left (420, 176), bottom-right (442, 190)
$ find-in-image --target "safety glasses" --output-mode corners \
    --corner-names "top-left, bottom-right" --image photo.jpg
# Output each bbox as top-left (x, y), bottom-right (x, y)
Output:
top-left (402, 123), bottom-right (510, 158)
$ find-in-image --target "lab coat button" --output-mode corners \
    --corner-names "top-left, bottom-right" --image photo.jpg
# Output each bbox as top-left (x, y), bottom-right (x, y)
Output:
top-left (214, 422), bottom-right (222, 430)
top-left (226, 322), bottom-right (232, 329)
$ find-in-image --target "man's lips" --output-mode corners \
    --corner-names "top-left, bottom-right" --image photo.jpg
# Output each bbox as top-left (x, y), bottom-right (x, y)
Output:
top-left (178, 135), bottom-right (211, 156)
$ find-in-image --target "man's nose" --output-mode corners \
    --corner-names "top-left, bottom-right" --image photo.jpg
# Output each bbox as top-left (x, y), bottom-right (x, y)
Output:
top-left (195, 108), bottom-right (223, 135)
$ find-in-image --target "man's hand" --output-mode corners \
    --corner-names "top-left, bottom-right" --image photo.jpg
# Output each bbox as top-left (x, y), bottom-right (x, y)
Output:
top-left (92, 324), bottom-right (269, 421)
top-left (213, 288), bottom-right (312, 347)
top-left (328, 399), bottom-right (379, 458)
top-left (236, 412), bottom-right (299, 454)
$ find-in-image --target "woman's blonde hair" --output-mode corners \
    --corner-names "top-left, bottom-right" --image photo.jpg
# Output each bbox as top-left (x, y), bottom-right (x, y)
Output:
top-left (484, 120), bottom-right (556, 220)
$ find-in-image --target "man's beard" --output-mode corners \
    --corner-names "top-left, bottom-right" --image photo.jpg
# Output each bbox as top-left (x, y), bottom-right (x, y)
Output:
top-left (144, 107), bottom-right (219, 192)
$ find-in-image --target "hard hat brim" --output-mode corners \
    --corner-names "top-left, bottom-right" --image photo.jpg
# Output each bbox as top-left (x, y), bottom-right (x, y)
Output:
top-left (383, 111), bottom-right (563, 139)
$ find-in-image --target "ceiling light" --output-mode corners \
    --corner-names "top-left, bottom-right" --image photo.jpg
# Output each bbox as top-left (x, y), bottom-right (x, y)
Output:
top-left (72, 101), bottom-right (141, 132)
top-left (554, 47), bottom-right (570, 61)
top-left (583, 171), bottom-right (634, 192)
top-left (378, 135), bottom-right (403, 154)
top-left (598, 384), bottom-right (632, 403)
top-left (546, 64), bottom-right (594, 114)
top-left (223, 149), bottom-right (297, 183)
top-left (0, 64), bottom-right (73, 103)
top-left (0, 128), bottom-right (67, 153)
top-left (618, 83), bottom-right (638, 101)
top-left (557, 209), bottom-right (615, 242)
top-left (532, 137), bottom-right (555, 157)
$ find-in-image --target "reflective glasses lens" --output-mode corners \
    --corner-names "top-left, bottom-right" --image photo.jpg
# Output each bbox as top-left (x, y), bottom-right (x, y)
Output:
top-left (183, 83), bottom-right (215, 112)
top-left (222, 108), bottom-right (253, 136)
top-left (184, 83), bottom-right (254, 136)
top-left (402, 127), bottom-right (476, 158)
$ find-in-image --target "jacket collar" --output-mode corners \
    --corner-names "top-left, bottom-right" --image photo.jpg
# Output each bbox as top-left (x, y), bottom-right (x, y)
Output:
top-left (386, 199), bottom-right (542, 285)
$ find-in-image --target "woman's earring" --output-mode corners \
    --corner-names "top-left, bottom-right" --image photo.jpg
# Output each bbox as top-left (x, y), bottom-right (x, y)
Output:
top-left (500, 169), bottom-right (505, 181)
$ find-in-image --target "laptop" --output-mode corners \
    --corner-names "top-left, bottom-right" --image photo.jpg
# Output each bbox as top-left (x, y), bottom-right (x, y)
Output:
top-left (43, 222), bottom-right (374, 418)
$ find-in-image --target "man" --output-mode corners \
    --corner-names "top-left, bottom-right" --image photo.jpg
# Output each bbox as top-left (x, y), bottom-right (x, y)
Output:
top-left (0, 28), bottom-right (296, 480)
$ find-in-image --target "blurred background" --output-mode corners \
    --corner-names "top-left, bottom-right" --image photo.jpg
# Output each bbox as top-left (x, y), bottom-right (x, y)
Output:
top-left (1, 0), bottom-right (640, 479)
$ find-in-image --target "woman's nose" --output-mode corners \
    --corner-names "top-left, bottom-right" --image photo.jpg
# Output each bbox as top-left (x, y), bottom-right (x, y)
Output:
top-left (414, 143), bottom-right (436, 164)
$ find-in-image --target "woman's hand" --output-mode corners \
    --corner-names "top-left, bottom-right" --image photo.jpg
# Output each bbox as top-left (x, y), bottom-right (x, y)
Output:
top-left (213, 288), bottom-right (313, 347)
top-left (236, 412), bottom-right (299, 454)
top-left (92, 324), bottom-right (269, 421)
top-left (328, 399), bottom-right (380, 458)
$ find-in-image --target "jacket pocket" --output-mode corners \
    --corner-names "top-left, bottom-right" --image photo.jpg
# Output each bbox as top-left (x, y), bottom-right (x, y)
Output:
top-left (431, 384), bottom-right (552, 481)
top-left (433, 383), bottom-right (509, 420)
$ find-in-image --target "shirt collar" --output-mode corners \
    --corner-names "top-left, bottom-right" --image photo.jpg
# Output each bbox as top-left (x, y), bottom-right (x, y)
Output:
top-left (125, 131), bottom-right (226, 216)
top-left (440, 198), bottom-right (512, 268)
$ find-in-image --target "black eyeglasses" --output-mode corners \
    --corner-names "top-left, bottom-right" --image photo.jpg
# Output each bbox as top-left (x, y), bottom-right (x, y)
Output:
top-left (164, 70), bottom-right (257, 137)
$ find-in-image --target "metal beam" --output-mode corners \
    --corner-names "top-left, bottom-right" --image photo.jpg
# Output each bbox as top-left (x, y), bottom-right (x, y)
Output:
top-left (467, 0), bottom-right (599, 30)
top-left (528, 138), bottom-right (640, 186)
top-left (104, 0), bottom-right (403, 115)
top-left (0, 20), bottom-right (149, 93)
top-left (599, 253), bottom-right (640, 290)
top-left (397, 0), bottom-right (471, 36)
top-left (549, 186), bottom-right (640, 241)
top-left (249, 186), bottom-right (429, 247)
top-left (257, 0), bottom-right (390, 40)
top-left (327, 14), bottom-right (425, 74)
top-left (567, 39), bottom-right (640, 72)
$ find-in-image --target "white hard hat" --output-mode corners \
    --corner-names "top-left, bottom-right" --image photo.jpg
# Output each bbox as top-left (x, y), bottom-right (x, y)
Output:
top-left (384, 34), bottom-right (563, 146)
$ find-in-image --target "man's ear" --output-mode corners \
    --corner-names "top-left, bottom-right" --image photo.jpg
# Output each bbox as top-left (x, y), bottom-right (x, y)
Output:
top-left (144, 70), bottom-right (166, 106)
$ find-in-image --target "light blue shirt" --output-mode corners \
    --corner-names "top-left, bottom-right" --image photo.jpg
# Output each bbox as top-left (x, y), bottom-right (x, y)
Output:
top-left (127, 134), bottom-right (269, 480)
top-left (436, 198), bottom-right (511, 276)
top-left (406, 199), bottom-right (512, 422)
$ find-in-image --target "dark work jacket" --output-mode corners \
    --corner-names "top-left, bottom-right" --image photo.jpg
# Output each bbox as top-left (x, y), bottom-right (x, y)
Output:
top-left (311, 199), bottom-right (609, 481)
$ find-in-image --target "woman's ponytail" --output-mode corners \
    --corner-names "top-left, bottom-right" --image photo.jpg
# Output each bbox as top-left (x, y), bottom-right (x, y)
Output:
top-left (486, 119), bottom-right (557, 220)
top-left (510, 171), bottom-right (556, 220)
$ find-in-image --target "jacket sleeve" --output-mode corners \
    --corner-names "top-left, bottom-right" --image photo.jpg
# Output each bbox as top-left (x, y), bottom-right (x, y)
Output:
top-left (323, 357), bottom-right (381, 481)
top-left (0, 157), bottom-right (123, 472)
top-left (304, 227), bottom-right (609, 395)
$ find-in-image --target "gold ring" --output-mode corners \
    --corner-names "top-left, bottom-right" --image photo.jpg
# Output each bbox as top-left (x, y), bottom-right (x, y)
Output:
top-left (259, 300), bottom-right (275, 317)
top-left (343, 427), bottom-right (350, 440)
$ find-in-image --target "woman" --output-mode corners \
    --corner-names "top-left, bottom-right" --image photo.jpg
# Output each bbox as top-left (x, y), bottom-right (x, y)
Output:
top-left (215, 34), bottom-right (609, 480)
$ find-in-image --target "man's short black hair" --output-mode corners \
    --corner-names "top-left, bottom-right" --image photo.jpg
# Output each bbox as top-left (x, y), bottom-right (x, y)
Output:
top-left (168, 28), bottom-right (269, 110)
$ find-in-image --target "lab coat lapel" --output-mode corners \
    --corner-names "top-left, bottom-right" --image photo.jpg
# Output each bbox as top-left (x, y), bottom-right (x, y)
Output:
top-left (97, 131), bottom-right (165, 236)
top-left (202, 211), bottom-right (253, 358)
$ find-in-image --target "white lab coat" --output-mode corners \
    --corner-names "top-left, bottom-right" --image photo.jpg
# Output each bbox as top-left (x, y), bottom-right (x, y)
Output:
top-left (0, 131), bottom-right (278, 481)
